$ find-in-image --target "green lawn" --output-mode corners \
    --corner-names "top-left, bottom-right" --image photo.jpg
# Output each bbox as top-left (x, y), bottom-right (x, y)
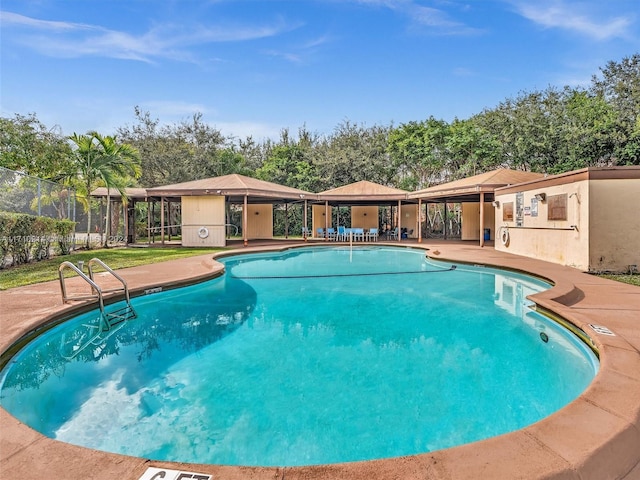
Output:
top-left (0, 247), bottom-right (226, 290)
top-left (600, 274), bottom-right (640, 287)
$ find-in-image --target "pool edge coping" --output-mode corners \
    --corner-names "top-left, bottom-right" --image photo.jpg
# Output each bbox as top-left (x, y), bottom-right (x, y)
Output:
top-left (1, 241), bottom-right (639, 480)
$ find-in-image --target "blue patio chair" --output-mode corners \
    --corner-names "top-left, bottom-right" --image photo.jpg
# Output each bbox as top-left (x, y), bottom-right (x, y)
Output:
top-left (352, 228), bottom-right (365, 241)
top-left (316, 227), bottom-right (325, 238)
top-left (367, 227), bottom-right (379, 242)
top-left (337, 226), bottom-right (346, 241)
top-left (327, 227), bottom-right (337, 240)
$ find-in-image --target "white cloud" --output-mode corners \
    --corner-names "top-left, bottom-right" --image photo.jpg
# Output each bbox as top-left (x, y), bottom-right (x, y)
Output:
top-left (262, 34), bottom-right (332, 65)
top-left (0, 10), bottom-right (300, 63)
top-left (0, 10), bottom-right (96, 32)
top-left (214, 120), bottom-right (283, 141)
top-left (348, 0), bottom-right (482, 35)
top-left (509, 1), bottom-right (634, 40)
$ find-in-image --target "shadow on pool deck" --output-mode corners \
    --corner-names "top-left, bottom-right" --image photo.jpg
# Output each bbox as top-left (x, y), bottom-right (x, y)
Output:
top-left (1, 239), bottom-right (640, 480)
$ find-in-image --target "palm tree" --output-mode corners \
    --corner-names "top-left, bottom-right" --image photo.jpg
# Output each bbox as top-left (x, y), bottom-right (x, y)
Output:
top-left (92, 133), bottom-right (142, 247)
top-left (68, 132), bottom-right (141, 249)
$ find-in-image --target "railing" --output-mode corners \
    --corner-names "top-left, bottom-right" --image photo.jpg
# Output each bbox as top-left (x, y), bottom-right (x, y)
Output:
top-left (58, 261), bottom-right (105, 309)
top-left (58, 258), bottom-right (136, 331)
top-left (87, 258), bottom-right (132, 305)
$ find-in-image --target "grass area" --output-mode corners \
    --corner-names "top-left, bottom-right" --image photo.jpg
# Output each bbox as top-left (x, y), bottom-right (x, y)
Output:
top-left (0, 247), bottom-right (226, 290)
top-left (600, 274), bottom-right (640, 287)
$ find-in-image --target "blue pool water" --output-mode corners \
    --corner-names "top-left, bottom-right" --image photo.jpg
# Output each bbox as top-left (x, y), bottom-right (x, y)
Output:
top-left (0, 246), bottom-right (598, 466)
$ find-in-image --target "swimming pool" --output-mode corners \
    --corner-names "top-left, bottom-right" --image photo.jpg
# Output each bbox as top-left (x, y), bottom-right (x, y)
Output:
top-left (0, 246), bottom-right (598, 467)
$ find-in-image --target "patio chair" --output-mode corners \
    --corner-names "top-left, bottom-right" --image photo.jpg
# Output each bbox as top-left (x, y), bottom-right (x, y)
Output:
top-left (337, 226), bottom-right (346, 241)
top-left (327, 228), bottom-right (337, 240)
top-left (388, 227), bottom-right (398, 240)
top-left (316, 227), bottom-right (325, 238)
top-left (366, 227), bottom-right (379, 242)
top-left (352, 228), bottom-right (365, 241)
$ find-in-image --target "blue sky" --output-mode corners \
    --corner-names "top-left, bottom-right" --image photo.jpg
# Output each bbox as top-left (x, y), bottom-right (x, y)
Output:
top-left (1, 0), bottom-right (637, 142)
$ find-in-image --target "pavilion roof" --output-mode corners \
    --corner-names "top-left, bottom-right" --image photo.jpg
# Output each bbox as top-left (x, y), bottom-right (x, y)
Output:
top-left (316, 180), bottom-right (409, 204)
top-left (145, 174), bottom-right (314, 203)
top-left (90, 187), bottom-right (149, 199)
top-left (408, 169), bottom-right (546, 202)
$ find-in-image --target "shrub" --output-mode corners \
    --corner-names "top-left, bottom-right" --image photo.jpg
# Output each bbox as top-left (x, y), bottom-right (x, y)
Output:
top-left (54, 219), bottom-right (76, 255)
top-left (0, 212), bottom-right (77, 268)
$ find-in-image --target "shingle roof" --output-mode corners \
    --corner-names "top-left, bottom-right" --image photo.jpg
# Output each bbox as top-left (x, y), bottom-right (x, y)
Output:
top-left (90, 187), bottom-right (148, 199)
top-left (317, 180), bottom-right (409, 203)
top-left (408, 169), bottom-right (546, 200)
top-left (145, 174), bottom-right (314, 201)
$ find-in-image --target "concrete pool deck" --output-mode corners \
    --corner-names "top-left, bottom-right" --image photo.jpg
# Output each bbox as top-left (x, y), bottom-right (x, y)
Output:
top-left (1, 240), bottom-right (639, 480)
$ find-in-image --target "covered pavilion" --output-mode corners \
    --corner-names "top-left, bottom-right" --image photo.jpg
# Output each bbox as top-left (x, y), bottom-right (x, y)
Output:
top-left (408, 168), bottom-right (546, 246)
top-left (90, 187), bottom-right (149, 244)
top-left (91, 168), bottom-right (548, 248)
top-left (313, 180), bottom-right (413, 241)
top-left (143, 174), bottom-right (315, 247)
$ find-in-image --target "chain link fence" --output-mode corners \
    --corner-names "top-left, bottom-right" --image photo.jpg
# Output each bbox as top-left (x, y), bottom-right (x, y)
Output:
top-left (0, 167), bottom-right (106, 252)
top-left (0, 166), bottom-right (77, 220)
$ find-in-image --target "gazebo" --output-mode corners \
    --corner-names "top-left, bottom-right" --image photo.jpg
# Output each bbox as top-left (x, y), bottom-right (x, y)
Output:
top-left (145, 174), bottom-right (315, 247)
top-left (408, 169), bottom-right (546, 246)
top-left (314, 181), bottom-right (413, 241)
top-left (90, 187), bottom-right (150, 244)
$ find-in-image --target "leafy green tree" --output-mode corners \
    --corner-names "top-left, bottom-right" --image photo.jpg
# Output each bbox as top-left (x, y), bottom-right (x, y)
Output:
top-left (0, 113), bottom-right (73, 179)
top-left (256, 127), bottom-right (321, 191)
top-left (591, 54), bottom-right (640, 165)
top-left (555, 89), bottom-right (621, 172)
top-left (388, 118), bottom-right (450, 190)
top-left (67, 132), bottom-right (141, 248)
top-left (321, 121), bottom-right (394, 190)
top-left (446, 118), bottom-right (502, 178)
top-left (117, 108), bottom-right (243, 186)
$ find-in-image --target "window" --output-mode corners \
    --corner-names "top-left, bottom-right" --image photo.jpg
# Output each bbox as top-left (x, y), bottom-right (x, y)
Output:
top-left (503, 202), bottom-right (514, 221)
top-left (547, 194), bottom-right (568, 221)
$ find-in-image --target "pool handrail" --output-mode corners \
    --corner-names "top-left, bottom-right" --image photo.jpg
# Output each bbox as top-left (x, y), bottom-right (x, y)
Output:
top-left (58, 261), bottom-right (105, 312)
top-left (87, 258), bottom-right (131, 305)
top-left (58, 258), bottom-right (137, 331)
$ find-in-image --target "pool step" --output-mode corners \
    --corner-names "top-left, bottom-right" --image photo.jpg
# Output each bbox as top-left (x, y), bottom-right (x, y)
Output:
top-left (103, 304), bottom-right (137, 330)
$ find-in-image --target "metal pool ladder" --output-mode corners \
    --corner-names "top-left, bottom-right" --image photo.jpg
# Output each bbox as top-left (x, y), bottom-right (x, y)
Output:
top-left (58, 258), bottom-right (137, 331)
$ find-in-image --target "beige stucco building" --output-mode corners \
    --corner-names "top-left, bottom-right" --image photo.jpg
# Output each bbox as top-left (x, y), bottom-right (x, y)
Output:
top-left (494, 166), bottom-right (640, 273)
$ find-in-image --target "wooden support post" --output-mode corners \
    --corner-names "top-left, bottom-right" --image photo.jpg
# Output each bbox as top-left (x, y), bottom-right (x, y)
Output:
top-left (243, 195), bottom-right (248, 247)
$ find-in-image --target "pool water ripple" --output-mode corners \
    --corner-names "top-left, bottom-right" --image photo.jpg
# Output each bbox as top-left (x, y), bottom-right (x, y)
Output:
top-left (0, 246), bottom-right (598, 466)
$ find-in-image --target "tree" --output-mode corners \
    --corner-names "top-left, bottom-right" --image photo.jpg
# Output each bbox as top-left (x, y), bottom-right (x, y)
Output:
top-left (256, 127), bottom-right (321, 191)
top-left (446, 118), bottom-right (502, 178)
top-left (91, 133), bottom-right (142, 247)
top-left (557, 89), bottom-right (620, 172)
top-left (0, 113), bottom-right (73, 179)
top-left (117, 108), bottom-right (240, 186)
top-left (387, 118), bottom-right (450, 190)
top-left (321, 121), bottom-right (394, 189)
top-left (591, 54), bottom-right (640, 165)
top-left (67, 132), bottom-right (141, 248)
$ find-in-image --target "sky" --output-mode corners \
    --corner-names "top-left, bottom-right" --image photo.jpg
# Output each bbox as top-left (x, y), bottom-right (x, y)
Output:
top-left (1, 0), bottom-right (638, 142)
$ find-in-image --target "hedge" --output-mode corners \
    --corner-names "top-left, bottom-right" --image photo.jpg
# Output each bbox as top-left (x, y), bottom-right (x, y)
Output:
top-left (0, 212), bottom-right (76, 268)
